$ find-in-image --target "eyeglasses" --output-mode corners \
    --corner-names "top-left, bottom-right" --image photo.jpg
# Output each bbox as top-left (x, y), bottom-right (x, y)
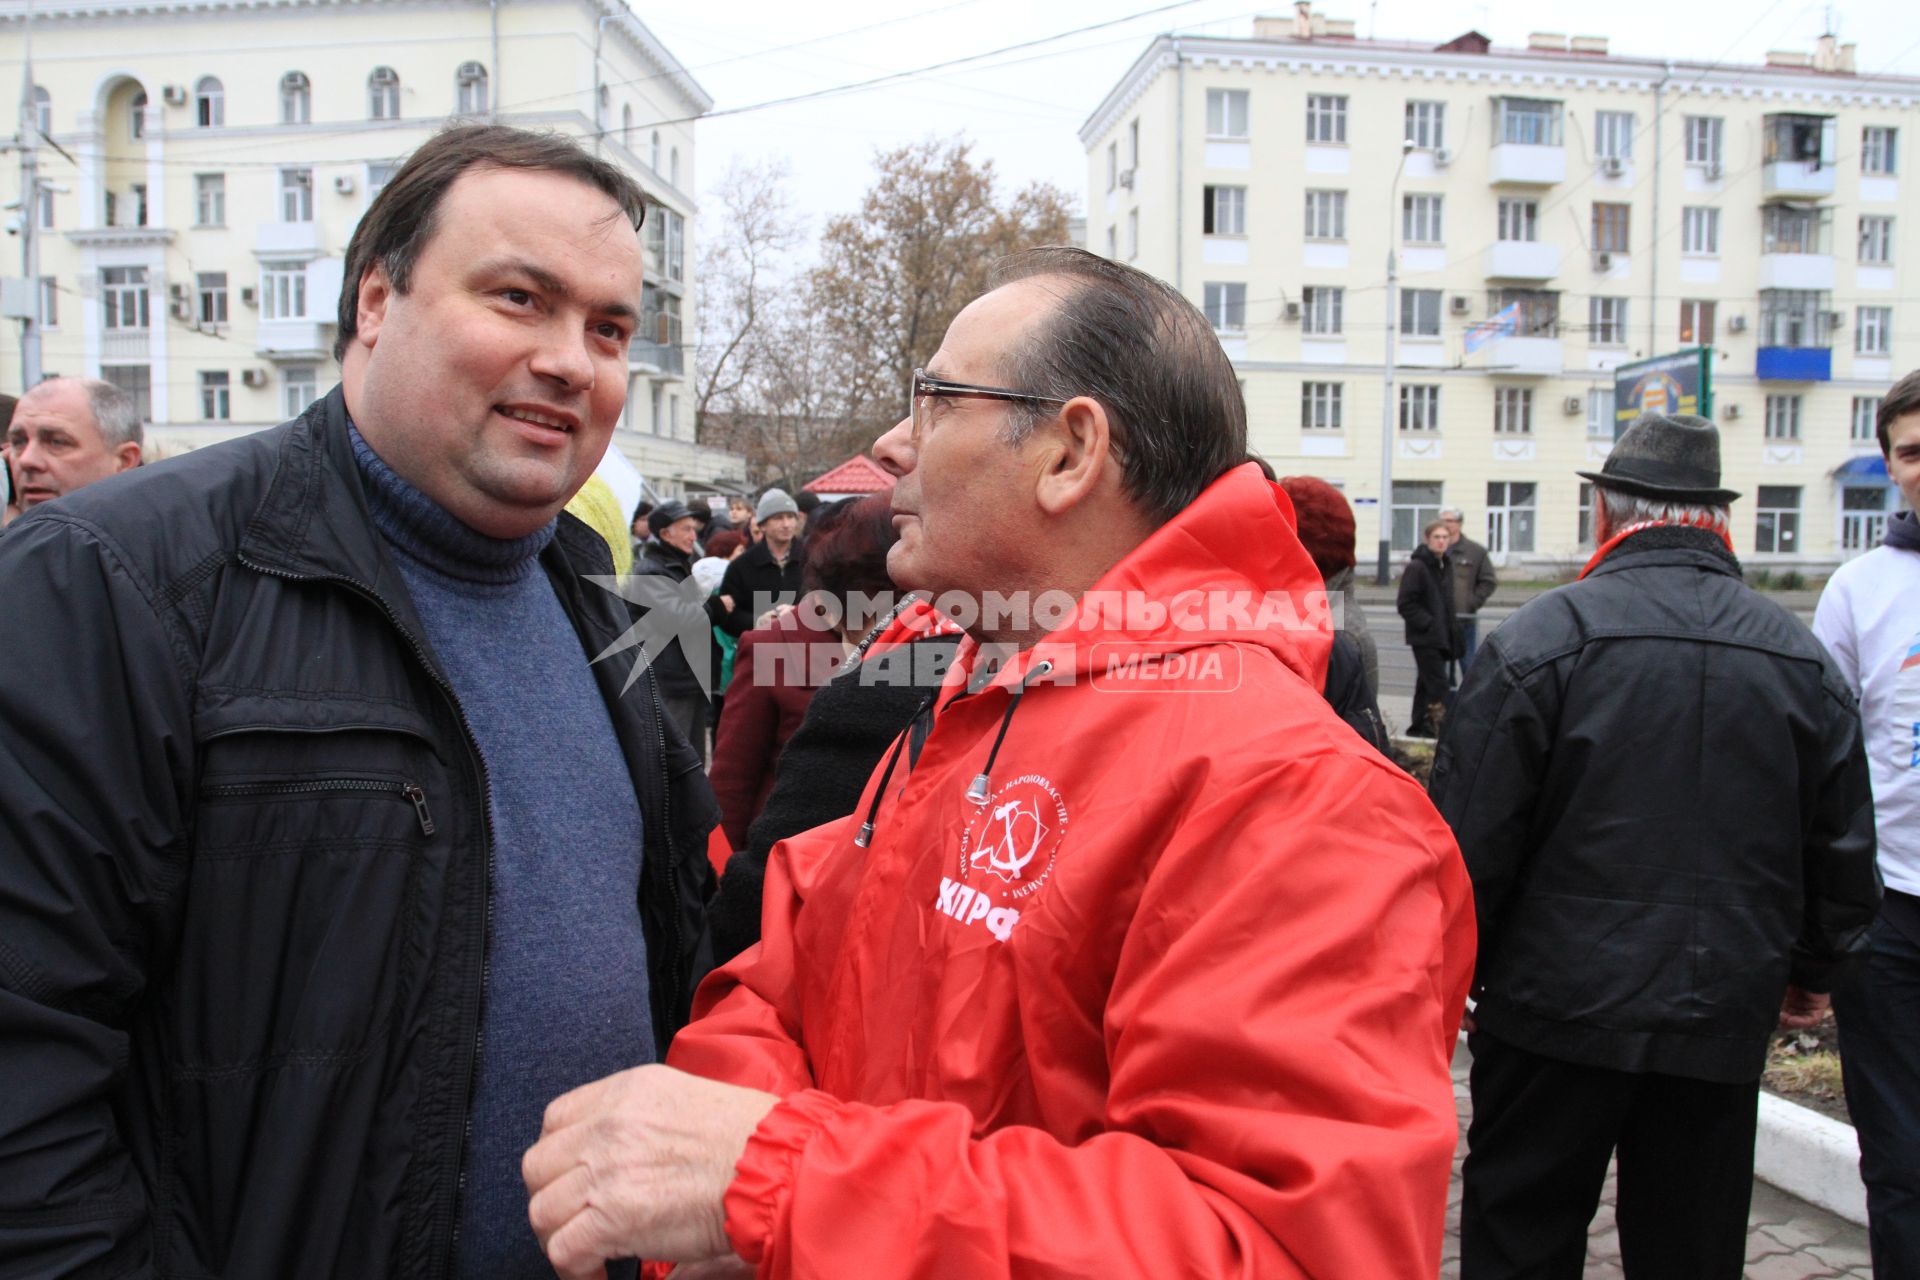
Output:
top-left (908, 367), bottom-right (1069, 435)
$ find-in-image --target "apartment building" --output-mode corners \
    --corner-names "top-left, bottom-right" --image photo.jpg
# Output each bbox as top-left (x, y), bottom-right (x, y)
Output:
top-left (1081, 10), bottom-right (1918, 570)
top-left (2, 0), bottom-right (746, 498)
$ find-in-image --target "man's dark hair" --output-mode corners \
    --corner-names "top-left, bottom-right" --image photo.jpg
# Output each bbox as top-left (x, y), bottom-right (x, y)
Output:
top-left (795, 491), bottom-right (823, 514)
top-left (333, 124), bottom-right (648, 360)
top-left (986, 246), bottom-right (1247, 524)
top-left (1877, 368), bottom-right (1920, 455)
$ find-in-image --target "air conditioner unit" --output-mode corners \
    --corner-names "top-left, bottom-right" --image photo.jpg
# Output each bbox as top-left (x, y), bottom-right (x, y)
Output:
top-left (1450, 295), bottom-right (1471, 315)
top-left (1706, 162), bottom-right (1724, 181)
top-left (1726, 314), bottom-right (1748, 333)
top-left (1592, 250), bottom-right (1614, 271)
top-left (241, 368), bottom-right (269, 389)
top-left (240, 286), bottom-right (257, 307)
top-left (1827, 310), bottom-right (1846, 329)
top-left (1563, 395), bottom-right (1584, 415)
top-left (1433, 148), bottom-right (1453, 168)
top-left (1283, 300), bottom-right (1301, 322)
top-left (333, 174), bottom-right (356, 195)
top-left (1117, 168), bottom-right (1135, 189)
top-left (1724, 403), bottom-right (1743, 420)
top-left (162, 84), bottom-right (188, 106)
top-left (170, 298), bottom-right (191, 321)
top-left (169, 282), bottom-right (187, 302)
top-left (1601, 156), bottom-right (1627, 177)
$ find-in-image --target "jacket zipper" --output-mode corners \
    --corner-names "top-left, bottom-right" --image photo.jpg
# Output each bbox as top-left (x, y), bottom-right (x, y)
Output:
top-left (202, 777), bottom-right (436, 836)
top-left (240, 560), bottom-right (494, 1280)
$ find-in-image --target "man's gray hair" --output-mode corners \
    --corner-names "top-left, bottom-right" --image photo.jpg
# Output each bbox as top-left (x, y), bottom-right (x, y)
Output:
top-left (1439, 508), bottom-right (1464, 521)
top-left (1597, 486), bottom-right (1729, 537)
top-left (40, 376), bottom-right (143, 449)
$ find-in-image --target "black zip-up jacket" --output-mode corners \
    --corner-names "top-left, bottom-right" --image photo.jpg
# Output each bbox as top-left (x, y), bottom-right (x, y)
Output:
top-left (1396, 544), bottom-right (1457, 654)
top-left (0, 389), bottom-right (719, 1277)
top-left (709, 538), bottom-right (804, 637)
top-left (1429, 527), bottom-right (1880, 1083)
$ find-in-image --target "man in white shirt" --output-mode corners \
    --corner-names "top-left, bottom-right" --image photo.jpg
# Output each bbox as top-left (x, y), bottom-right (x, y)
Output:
top-left (1812, 368), bottom-right (1920, 1278)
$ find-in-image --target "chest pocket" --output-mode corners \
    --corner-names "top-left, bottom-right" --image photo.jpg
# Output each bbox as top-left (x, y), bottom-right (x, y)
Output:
top-left (168, 690), bottom-right (451, 1073)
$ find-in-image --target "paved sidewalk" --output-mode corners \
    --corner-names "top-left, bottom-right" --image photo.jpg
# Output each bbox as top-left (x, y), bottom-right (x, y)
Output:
top-left (1442, 1046), bottom-right (1874, 1279)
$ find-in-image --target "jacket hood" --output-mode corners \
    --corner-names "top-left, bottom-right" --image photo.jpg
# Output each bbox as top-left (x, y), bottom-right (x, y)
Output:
top-left (1887, 509), bottom-right (1920, 552)
top-left (881, 463), bottom-right (1331, 698)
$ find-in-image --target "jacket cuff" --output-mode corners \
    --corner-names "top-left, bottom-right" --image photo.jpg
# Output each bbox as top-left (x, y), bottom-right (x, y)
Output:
top-left (723, 1089), bottom-right (850, 1264)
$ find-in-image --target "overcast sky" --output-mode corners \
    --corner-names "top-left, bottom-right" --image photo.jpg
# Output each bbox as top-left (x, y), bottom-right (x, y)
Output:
top-left (644, 0), bottom-right (1920, 256)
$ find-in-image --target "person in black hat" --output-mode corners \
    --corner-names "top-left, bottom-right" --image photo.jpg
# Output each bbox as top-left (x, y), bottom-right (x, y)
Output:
top-left (633, 498), bottom-right (713, 750)
top-left (1429, 413), bottom-right (1881, 1280)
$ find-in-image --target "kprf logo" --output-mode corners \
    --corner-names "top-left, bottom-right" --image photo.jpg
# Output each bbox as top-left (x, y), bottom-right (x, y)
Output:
top-left (936, 774), bottom-right (1068, 942)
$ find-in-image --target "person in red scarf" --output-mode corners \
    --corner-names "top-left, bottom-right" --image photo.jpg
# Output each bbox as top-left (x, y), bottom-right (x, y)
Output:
top-left (1430, 413), bottom-right (1881, 1280)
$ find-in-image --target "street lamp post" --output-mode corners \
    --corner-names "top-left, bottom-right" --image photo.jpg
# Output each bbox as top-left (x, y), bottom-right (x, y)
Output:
top-left (1375, 140), bottom-right (1414, 586)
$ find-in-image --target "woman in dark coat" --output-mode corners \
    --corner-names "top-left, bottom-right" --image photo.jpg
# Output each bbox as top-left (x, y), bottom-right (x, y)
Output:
top-left (1396, 519), bottom-right (1458, 737)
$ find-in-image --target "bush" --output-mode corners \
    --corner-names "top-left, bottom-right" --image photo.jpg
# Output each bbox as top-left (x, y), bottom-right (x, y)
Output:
top-left (1778, 570), bottom-right (1807, 591)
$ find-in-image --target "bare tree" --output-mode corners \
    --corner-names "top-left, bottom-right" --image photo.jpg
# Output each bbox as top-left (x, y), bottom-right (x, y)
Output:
top-left (694, 159), bottom-right (803, 430)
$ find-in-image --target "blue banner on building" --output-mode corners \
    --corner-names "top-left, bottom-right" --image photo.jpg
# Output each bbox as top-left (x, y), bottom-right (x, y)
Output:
top-left (1613, 348), bottom-right (1715, 437)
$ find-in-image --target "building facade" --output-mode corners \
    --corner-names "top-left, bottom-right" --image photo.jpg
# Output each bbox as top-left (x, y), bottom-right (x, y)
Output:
top-left (1081, 12), bottom-right (1918, 571)
top-left (3, 0), bottom-right (746, 498)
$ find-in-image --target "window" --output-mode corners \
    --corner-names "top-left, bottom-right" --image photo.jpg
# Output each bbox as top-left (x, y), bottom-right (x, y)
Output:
top-left (1127, 208), bottom-right (1138, 258)
top-left (1842, 487), bottom-right (1891, 554)
top-left (35, 184), bottom-right (53, 229)
top-left (1592, 203), bottom-right (1630, 254)
top-left (1203, 283), bottom-right (1246, 333)
top-left (671, 147), bottom-right (680, 186)
top-left (1764, 114), bottom-right (1829, 165)
top-left (1203, 185), bottom-right (1245, 236)
top-left (1594, 111), bottom-right (1635, 160)
top-left (1861, 215), bottom-right (1895, 264)
top-left (280, 168), bottom-right (313, 222)
top-left (1405, 100), bottom-right (1445, 150)
top-left (1302, 286), bottom-right (1343, 336)
top-left (281, 72), bottom-right (310, 124)
top-left (1486, 482), bottom-right (1537, 555)
top-left (1759, 290), bottom-right (1831, 347)
top-left (1494, 97), bottom-right (1562, 146)
top-left (1681, 207), bottom-right (1720, 255)
top-left (1306, 94), bottom-right (1347, 144)
top-left (622, 104), bottom-right (633, 146)
top-left (1764, 394), bottom-right (1803, 440)
top-left (130, 92), bottom-right (146, 139)
top-left (1301, 381), bottom-right (1343, 432)
top-left (1857, 306), bottom-right (1893, 355)
top-left (1129, 118), bottom-right (1140, 167)
top-left (195, 173), bottom-right (225, 226)
top-left (262, 263), bottom-right (307, 320)
top-left (368, 66), bottom-right (400, 120)
top-left (31, 85), bottom-right (49, 136)
top-left (369, 161), bottom-right (399, 199)
top-left (1586, 397), bottom-right (1612, 440)
top-left (1589, 296), bottom-right (1628, 345)
top-left (130, 184), bottom-right (148, 227)
top-left (1685, 115), bottom-right (1724, 168)
top-left (1206, 88), bottom-right (1249, 138)
top-left (1763, 204), bottom-right (1830, 255)
top-left (650, 131), bottom-right (661, 172)
top-left (285, 367), bottom-right (318, 419)
top-left (457, 62), bottom-right (488, 114)
top-left (1106, 142), bottom-right (1117, 192)
top-left (1400, 289), bottom-right (1441, 337)
top-left (1853, 396), bottom-right (1882, 443)
top-left (1578, 481), bottom-right (1596, 546)
top-left (38, 276), bottom-right (57, 328)
top-left (1497, 198), bottom-right (1537, 242)
top-left (100, 366), bottom-right (152, 421)
top-left (1754, 486), bottom-right (1801, 553)
top-left (1863, 126), bottom-right (1898, 176)
top-left (1105, 225), bottom-right (1117, 258)
top-left (1492, 288), bottom-right (1560, 337)
top-left (195, 76), bottom-right (223, 127)
top-left (200, 371), bottom-right (230, 421)
top-left (197, 272), bottom-right (228, 326)
top-left (1403, 194), bottom-right (1443, 244)
top-left (1304, 190), bottom-right (1346, 240)
top-left (1493, 386), bottom-right (1533, 435)
top-left (1392, 481), bottom-right (1444, 552)
top-left (1400, 384), bottom-right (1440, 432)
top-left (102, 266), bottom-right (149, 331)
top-left (1679, 299), bottom-right (1716, 345)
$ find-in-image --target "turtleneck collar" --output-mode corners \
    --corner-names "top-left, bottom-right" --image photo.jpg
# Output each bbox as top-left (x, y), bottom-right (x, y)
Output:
top-left (349, 423), bottom-right (556, 586)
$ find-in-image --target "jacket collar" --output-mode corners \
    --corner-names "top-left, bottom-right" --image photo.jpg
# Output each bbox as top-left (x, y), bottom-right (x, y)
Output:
top-left (1582, 526), bottom-right (1743, 582)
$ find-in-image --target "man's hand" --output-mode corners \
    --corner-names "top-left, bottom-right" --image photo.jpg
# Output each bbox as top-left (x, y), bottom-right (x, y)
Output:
top-left (523, 1064), bottom-right (779, 1280)
top-left (1778, 985), bottom-right (1832, 1031)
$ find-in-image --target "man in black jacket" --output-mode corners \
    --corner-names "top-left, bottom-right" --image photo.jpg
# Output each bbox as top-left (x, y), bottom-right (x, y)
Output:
top-left (1430, 414), bottom-right (1880, 1280)
top-left (634, 499), bottom-right (712, 750)
top-left (0, 125), bottom-right (718, 1278)
top-left (712, 488), bottom-right (805, 636)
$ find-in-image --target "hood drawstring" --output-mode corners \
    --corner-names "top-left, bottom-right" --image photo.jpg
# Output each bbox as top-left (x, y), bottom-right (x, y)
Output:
top-left (965, 660), bottom-right (1053, 805)
top-left (854, 693), bottom-right (936, 849)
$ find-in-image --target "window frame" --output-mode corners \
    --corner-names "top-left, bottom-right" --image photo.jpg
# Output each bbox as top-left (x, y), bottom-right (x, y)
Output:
top-left (368, 66), bottom-right (401, 120)
top-left (1300, 381), bottom-right (1344, 432)
top-left (1400, 289), bottom-right (1442, 338)
top-left (1681, 206), bottom-right (1720, 256)
top-left (1206, 88), bottom-right (1250, 139)
top-left (1403, 193), bottom-right (1443, 244)
top-left (1306, 94), bottom-right (1348, 145)
top-left (1399, 383), bottom-right (1441, 432)
top-left (194, 76), bottom-right (224, 128)
top-left (1493, 386), bottom-right (1534, 435)
top-left (1405, 100), bottom-right (1446, 150)
top-left (1304, 189), bottom-right (1347, 241)
top-left (199, 370), bottom-right (231, 422)
top-left (1202, 282), bottom-right (1246, 333)
top-left (1301, 285), bottom-right (1344, 336)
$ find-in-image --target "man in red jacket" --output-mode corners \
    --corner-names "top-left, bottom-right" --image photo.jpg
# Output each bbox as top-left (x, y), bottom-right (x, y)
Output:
top-left (523, 247), bottom-right (1477, 1279)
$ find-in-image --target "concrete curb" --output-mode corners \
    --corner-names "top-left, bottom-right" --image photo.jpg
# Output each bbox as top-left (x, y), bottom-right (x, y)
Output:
top-left (1754, 1091), bottom-right (1867, 1226)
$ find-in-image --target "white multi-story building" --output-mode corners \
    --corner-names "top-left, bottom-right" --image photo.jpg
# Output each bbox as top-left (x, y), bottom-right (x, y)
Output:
top-left (2, 0), bottom-right (745, 498)
top-left (1082, 10), bottom-right (1918, 571)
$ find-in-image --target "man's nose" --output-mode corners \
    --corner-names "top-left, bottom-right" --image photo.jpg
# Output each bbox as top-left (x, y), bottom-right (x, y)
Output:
top-left (529, 323), bottom-right (596, 392)
top-left (872, 415), bottom-right (916, 478)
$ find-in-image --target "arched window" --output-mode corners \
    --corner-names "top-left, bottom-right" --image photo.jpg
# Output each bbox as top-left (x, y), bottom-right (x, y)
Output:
top-left (130, 91), bottom-right (147, 139)
top-left (650, 130), bottom-right (661, 173)
top-left (368, 66), bottom-right (400, 120)
top-left (31, 85), bottom-right (50, 136)
top-left (194, 76), bottom-right (224, 128)
top-left (280, 71), bottom-right (311, 125)
top-left (456, 61), bottom-right (488, 115)
top-left (670, 146), bottom-right (679, 187)
top-left (596, 83), bottom-right (610, 130)
top-left (622, 103), bottom-right (633, 146)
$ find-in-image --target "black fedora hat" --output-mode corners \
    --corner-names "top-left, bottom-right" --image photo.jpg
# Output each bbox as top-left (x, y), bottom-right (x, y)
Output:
top-left (1576, 413), bottom-right (1741, 505)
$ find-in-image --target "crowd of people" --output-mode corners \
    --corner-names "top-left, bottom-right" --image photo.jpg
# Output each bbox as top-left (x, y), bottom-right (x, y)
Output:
top-left (0, 121), bottom-right (1914, 1280)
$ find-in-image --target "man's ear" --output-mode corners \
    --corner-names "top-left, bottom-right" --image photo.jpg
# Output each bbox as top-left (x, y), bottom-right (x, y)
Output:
top-left (114, 441), bottom-right (142, 473)
top-left (355, 262), bottom-right (395, 350)
top-left (1034, 396), bottom-right (1116, 518)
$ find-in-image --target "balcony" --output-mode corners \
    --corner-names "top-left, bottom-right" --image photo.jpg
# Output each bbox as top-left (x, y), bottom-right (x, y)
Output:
top-left (1758, 205), bottom-right (1834, 289)
top-left (1756, 347), bottom-right (1832, 382)
top-left (630, 339), bottom-right (684, 376)
top-left (1756, 254), bottom-right (1835, 291)
top-left (1482, 336), bottom-right (1563, 375)
top-left (1761, 114), bottom-right (1837, 200)
top-left (1763, 161), bottom-right (1836, 201)
top-left (1488, 144), bottom-right (1566, 185)
top-left (255, 221), bottom-right (323, 257)
top-left (255, 319), bottom-right (330, 361)
top-left (1485, 241), bottom-right (1561, 280)
top-left (1489, 97), bottom-right (1566, 185)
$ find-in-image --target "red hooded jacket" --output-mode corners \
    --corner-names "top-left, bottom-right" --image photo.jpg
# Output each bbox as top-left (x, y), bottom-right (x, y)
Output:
top-left (668, 464), bottom-right (1477, 1278)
